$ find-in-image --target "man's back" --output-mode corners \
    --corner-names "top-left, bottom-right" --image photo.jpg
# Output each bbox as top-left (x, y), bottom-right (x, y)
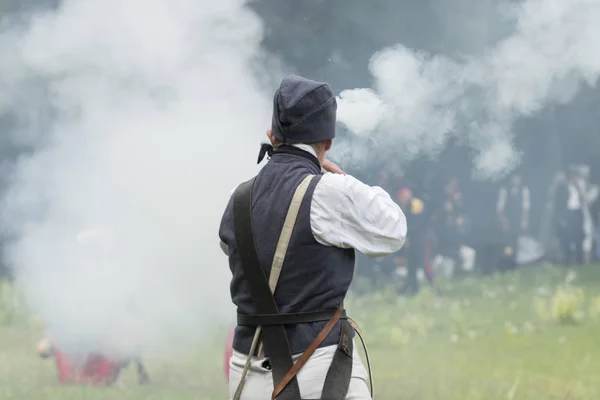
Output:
top-left (220, 146), bottom-right (355, 355)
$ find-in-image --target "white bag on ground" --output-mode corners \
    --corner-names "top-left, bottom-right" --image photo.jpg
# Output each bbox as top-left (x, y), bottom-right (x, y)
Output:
top-left (459, 246), bottom-right (476, 272)
top-left (517, 236), bottom-right (545, 265)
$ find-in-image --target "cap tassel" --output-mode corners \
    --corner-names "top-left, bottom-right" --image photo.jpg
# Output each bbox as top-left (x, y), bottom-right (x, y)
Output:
top-left (257, 143), bottom-right (274, 164)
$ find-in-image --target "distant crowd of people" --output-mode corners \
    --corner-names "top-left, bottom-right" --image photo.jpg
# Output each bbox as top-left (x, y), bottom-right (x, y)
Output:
top-left (354, 164), bottom-right (600, 296)
top-left (0, 164), bottom-right (598, 292)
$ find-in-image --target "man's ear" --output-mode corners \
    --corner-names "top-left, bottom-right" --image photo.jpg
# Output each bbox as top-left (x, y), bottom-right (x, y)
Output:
top-left (324, 139), bottom-right (332, 152)
top-left (266, 129), bottom-right (276, 145)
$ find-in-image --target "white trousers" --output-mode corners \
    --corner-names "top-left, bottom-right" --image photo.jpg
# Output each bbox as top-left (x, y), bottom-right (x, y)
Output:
top-left (229, 343), bottom-right (371, 400)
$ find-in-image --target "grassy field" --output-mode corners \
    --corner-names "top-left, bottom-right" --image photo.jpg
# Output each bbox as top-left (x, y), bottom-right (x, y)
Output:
top-left (2, 264), bottom-right (600, 399)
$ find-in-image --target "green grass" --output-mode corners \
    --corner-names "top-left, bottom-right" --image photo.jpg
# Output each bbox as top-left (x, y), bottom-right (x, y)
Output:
top-left (3, 264), bottom-right (600, 399)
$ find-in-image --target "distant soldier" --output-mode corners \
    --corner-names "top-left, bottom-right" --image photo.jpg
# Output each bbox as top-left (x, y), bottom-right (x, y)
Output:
top-left (396, 188), bottom-right (432, 295)
top-left (497, 171), bottom-right (530, 268)
top-left (555, 169), bottom-right (586, 265)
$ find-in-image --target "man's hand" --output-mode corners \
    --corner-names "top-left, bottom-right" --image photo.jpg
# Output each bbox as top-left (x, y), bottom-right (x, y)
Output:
top-left (322, 159), bottom-right (346, 175)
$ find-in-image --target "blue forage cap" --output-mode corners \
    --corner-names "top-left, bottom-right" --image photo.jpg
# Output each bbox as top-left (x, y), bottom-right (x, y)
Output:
top-left (271, 75), bottom-right (337, 144)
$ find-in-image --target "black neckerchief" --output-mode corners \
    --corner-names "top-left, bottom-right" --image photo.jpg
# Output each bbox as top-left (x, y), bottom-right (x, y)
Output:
top-left (257, 143), bottom-right (321, 170)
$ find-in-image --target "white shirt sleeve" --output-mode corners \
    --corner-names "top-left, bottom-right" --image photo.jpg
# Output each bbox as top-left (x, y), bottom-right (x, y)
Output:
top-left (586, 184), bottom-right (599, 204)
top-left (310, 173), bottom-right (407, 257)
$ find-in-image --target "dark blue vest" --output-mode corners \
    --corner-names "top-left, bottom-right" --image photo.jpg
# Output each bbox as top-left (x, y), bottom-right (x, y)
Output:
top-left (219, 147), bottom-right (355, 356)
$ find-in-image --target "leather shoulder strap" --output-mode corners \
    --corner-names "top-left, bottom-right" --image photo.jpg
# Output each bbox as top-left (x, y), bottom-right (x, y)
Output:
top-left (232, 175), bottom-right (314, 400)
top-left (232, 177), bottom-right (280, 314)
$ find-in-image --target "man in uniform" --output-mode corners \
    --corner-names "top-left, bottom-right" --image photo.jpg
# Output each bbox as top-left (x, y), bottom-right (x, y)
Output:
top-left (497, 171), bottom-right (531, 269)
top-left (395, 188), bottom-right (430, 295)
top-left (555, 168), bottom-right (586, 265)
top-left (219, 75), bottom-right (407, 400)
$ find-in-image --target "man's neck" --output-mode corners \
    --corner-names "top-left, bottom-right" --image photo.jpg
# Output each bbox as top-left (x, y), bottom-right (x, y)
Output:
top-left (291, 143), bottom-right (325, 164)
top-left (291, 143), bottom-right (316, 156)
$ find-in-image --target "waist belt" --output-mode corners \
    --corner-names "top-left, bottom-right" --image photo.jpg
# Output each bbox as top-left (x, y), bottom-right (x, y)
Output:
top-left (237, 310), bottom-right (348, 326)
top-left (231, 175), bottom-right (373, 400)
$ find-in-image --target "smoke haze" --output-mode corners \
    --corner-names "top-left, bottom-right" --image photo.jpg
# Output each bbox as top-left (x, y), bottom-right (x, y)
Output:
top-left (336, 0), bottom-right (600, 179)
top-left (0, 0), bottom-right (273, 357)
top-left (2, 0), bottom-right (600, 360)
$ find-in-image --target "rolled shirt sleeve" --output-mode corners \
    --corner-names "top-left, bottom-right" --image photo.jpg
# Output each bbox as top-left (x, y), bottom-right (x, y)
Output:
top-left (310, 173), bottom-right (407, 257)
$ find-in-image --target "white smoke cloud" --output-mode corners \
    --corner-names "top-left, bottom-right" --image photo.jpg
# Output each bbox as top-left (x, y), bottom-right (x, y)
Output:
top-left (0, 0), bottom-right (273, 357)
top-left (336, 88), bottom-right (387, 136)
top-left (336, 0), bottom-right (600, 178)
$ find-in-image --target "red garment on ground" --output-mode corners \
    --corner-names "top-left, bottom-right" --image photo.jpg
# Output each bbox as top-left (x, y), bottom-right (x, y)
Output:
top-left (54, 348), bottom-right (119, 385)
